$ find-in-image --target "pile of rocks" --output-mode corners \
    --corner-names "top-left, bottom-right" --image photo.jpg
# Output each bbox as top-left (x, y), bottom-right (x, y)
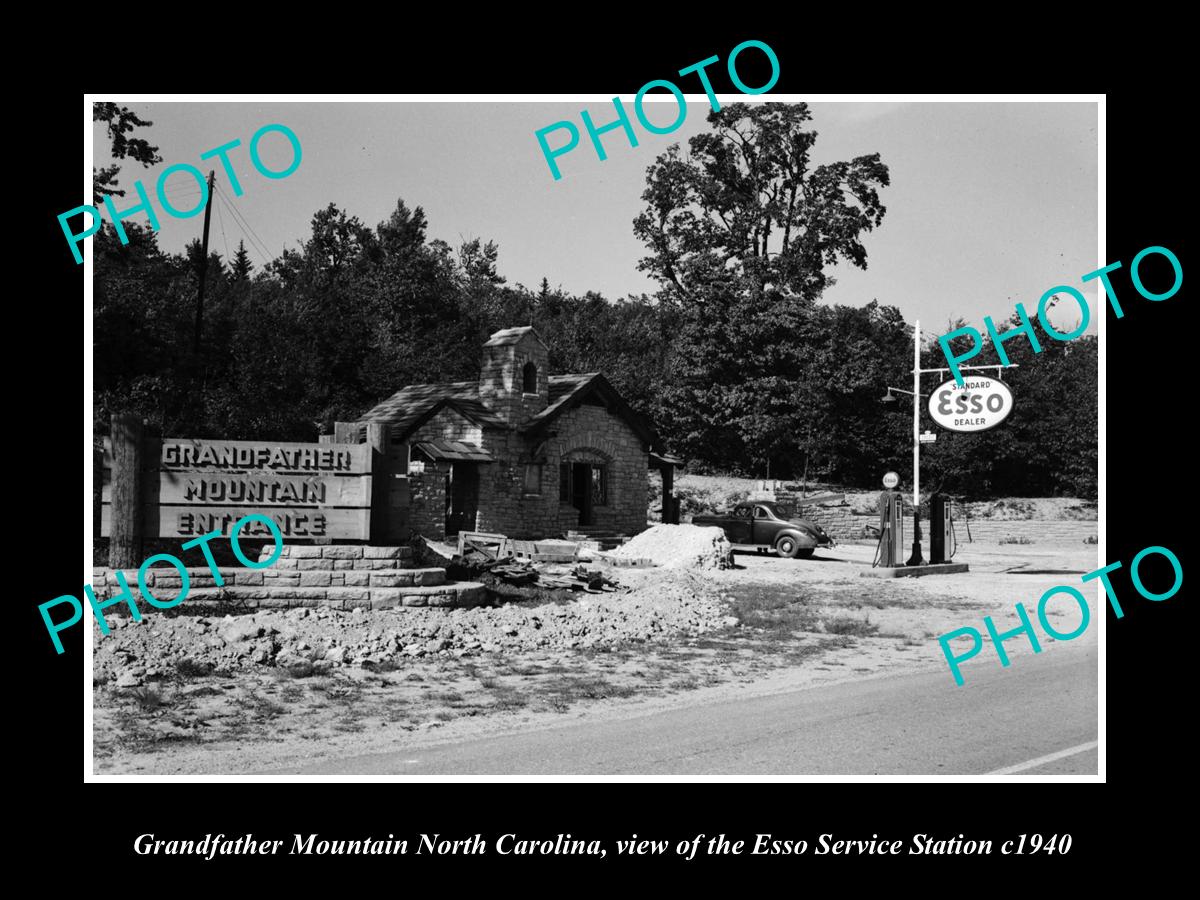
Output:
top-left (92, 570), bottom-right (727, 687)
top-left (610, 524), bottom-right (734, 570)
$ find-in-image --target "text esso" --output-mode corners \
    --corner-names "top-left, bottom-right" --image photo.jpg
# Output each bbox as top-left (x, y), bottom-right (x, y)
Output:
top-left (927, 376), bottom-right (1013, 432)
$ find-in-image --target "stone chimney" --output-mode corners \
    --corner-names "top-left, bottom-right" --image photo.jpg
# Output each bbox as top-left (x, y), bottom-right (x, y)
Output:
top-left (478, 327), bottom-right (549, 425)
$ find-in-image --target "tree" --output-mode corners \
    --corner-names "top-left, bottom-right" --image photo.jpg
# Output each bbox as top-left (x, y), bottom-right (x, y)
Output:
top-left (634, 103), bottom-right (889, 304)
top-left (633, 103), bottom-right (891, 473)
top-left (230, 241), bottom-right (253, 282)
top-left (93, 102), bottom-right (162, 204)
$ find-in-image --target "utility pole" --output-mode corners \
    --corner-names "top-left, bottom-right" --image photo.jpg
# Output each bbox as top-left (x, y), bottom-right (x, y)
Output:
top-left (193, 170), bottom-right (216, 356)
top-left (881, 321), bottom-right (1017, 567)
top-left (907, 319), bottom-right (924, 566)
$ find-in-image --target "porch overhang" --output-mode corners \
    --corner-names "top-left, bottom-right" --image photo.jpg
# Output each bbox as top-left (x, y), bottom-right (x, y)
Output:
top-left (649, 452), bottom-right (685, 469)
top-left (413, 440), bottom-right (494, 463)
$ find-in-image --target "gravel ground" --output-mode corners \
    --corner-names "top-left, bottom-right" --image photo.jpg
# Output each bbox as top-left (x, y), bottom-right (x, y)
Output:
top-left (92, 568), bottom-right (728, 688)
top-left (92, 532), bottom-right (1099, 774)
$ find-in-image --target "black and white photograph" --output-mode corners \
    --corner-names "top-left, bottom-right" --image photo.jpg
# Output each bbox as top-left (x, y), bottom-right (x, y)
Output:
top-left (80, 94), bottom-right (1103, 778)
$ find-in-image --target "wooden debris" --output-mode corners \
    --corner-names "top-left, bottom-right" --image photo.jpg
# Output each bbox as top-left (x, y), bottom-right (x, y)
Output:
top-left (457, 531), bottom-right (512, 560)
top-left (452, 531), bottom-right (627, 592)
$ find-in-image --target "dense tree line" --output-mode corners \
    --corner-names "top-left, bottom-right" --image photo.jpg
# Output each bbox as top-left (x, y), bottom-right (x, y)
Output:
top-left (93, 104), bottom-right (1097, 499)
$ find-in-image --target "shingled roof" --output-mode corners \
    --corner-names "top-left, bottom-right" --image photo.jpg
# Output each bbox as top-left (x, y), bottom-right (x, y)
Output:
top-left (356, 380), bottom-right (506, 439)
top-left (357, 369), bottom-right (660, 449)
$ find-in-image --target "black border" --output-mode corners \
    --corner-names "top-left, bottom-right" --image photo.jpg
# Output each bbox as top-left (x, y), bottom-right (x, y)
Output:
top-left (24, 26), bottom-right (1191, 882)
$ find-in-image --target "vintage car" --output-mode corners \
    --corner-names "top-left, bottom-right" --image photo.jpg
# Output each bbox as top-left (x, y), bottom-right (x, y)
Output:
top-left (692, 501), bottom-right (835, 558)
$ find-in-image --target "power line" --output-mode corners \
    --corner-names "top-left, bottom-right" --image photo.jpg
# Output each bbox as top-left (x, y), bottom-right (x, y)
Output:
top-left (215, 188), bottom-right (270, 265)
top-left (218, 188), bottom-right (271, 264)
top-left (215, 181), bottom-right (273, 263)
top-left (214, 187), bottom-right (230, 260)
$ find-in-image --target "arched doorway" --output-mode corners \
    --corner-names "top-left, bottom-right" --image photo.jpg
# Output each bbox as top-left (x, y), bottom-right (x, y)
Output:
top-left (559, 447), bottom-right (611, 527)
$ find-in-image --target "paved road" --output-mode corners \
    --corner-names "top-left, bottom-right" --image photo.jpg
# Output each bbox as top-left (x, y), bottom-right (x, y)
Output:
top-left (286, 645), bottom-right (1097, 776)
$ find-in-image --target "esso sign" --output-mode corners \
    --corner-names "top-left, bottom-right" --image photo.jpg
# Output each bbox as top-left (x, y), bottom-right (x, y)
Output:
top-left (928, 376), bottom-right (1014, 432)
top-left (882, 471), bottom-right (900, 489)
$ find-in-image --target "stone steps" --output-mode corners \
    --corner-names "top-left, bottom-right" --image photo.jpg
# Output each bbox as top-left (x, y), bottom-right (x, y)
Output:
top-left (258, 544), bottom-right (418, 570)
top-left (161, 582), bottom-right (489, 610)
top-left (263, 567), bottom-right (446, 588)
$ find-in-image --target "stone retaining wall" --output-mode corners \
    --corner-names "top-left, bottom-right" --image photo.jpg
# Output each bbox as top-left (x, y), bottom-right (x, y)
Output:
top-left (90, 544), bottom-right (487, 612)
top-left (775, 492), bottom-right (869, 541)
top-left (794, 503), bottom-right (866, 541)
top-left (954, 520), bottom-right (1098, 544)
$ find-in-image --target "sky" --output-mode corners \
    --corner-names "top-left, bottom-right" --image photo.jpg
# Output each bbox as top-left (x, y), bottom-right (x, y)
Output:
top-left (91, 99), bottom-right (1099, 336)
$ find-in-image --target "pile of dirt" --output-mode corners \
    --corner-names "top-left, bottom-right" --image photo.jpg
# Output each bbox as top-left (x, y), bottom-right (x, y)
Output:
top-left (91, 570), bottom-right (728, 688)
top-left (611, 524), bottom-right (734, 570)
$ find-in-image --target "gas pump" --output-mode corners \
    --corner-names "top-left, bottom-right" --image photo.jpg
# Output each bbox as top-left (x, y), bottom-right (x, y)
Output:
top-left (930, 493), bottom-right (955, 564)
top-left (876, 490), bottom-right (905, 567)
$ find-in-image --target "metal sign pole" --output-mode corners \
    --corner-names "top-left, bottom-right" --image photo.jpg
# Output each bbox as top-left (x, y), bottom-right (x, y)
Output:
top-left (907, 320), bottom-right (924, 566)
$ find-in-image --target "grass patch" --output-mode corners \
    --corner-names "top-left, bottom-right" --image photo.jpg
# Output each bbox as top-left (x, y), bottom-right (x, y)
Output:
top-left (492, 693), bottom-right (528, 711)
top-left (823, 615), bottom-right (880, 637)
top-left (507, 663), bottom-right (546, 676)
top-left (120, 685), bottom-right (172, 711)
top-left (364, 658), bottom-right (402, 673)
top-left (174, 658), bottom-right (214, 679)
top-left (549, 677), bottom-right (637, 705)
top-left (279, 684), bottom-right (304, 703)
top-left (726, 588), bottom-right (820, 634)
top-left (999, 535), bottom-right (1033, 545)
top-left (248, 693), bottom-right (287, 720)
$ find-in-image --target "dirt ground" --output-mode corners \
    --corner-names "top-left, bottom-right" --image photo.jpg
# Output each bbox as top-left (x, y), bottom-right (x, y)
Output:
top-left (92, 527), bottom-right (1101, 775)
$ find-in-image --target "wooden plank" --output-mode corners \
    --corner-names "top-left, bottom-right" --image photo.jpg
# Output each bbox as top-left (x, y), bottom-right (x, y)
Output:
top-left (464, 539), bottom-right (499, 561)
top-left (459, 531), bottom-right (508, 543)
top-left (102, 471), bottom-right (371, 507)
top-left (365, 422), bottom-right (388, 543)
top-left (108, 414), bottom-right (143, 568)
top-left (101, 505), bottom-right (370, 540)
top-left (103, 438), bottom-right (371, 474)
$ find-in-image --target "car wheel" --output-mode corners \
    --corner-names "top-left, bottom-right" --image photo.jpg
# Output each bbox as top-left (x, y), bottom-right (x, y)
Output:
top-left (795, 548), bottom-right (815, 559)
top-left (775, 535), bottom-right (800, 558)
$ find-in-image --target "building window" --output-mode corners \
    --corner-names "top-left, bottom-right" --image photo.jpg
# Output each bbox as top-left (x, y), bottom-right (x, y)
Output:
top-left (522, 361), bottom-right (538, 394)
top-left (524, 463), bottom-right (543, 495)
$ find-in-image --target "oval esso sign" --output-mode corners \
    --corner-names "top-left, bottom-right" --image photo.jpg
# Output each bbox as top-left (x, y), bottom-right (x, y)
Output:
top-left (928, 376), bottom-right (1014, 432)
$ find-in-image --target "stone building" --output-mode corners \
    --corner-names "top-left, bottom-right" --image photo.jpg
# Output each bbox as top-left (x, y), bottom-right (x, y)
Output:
top-left (354, 327), bottom-right (679, 541)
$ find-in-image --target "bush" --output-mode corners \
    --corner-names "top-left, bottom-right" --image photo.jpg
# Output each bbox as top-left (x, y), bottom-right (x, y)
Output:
top-left (174, 658), bottom-right (213, 679)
